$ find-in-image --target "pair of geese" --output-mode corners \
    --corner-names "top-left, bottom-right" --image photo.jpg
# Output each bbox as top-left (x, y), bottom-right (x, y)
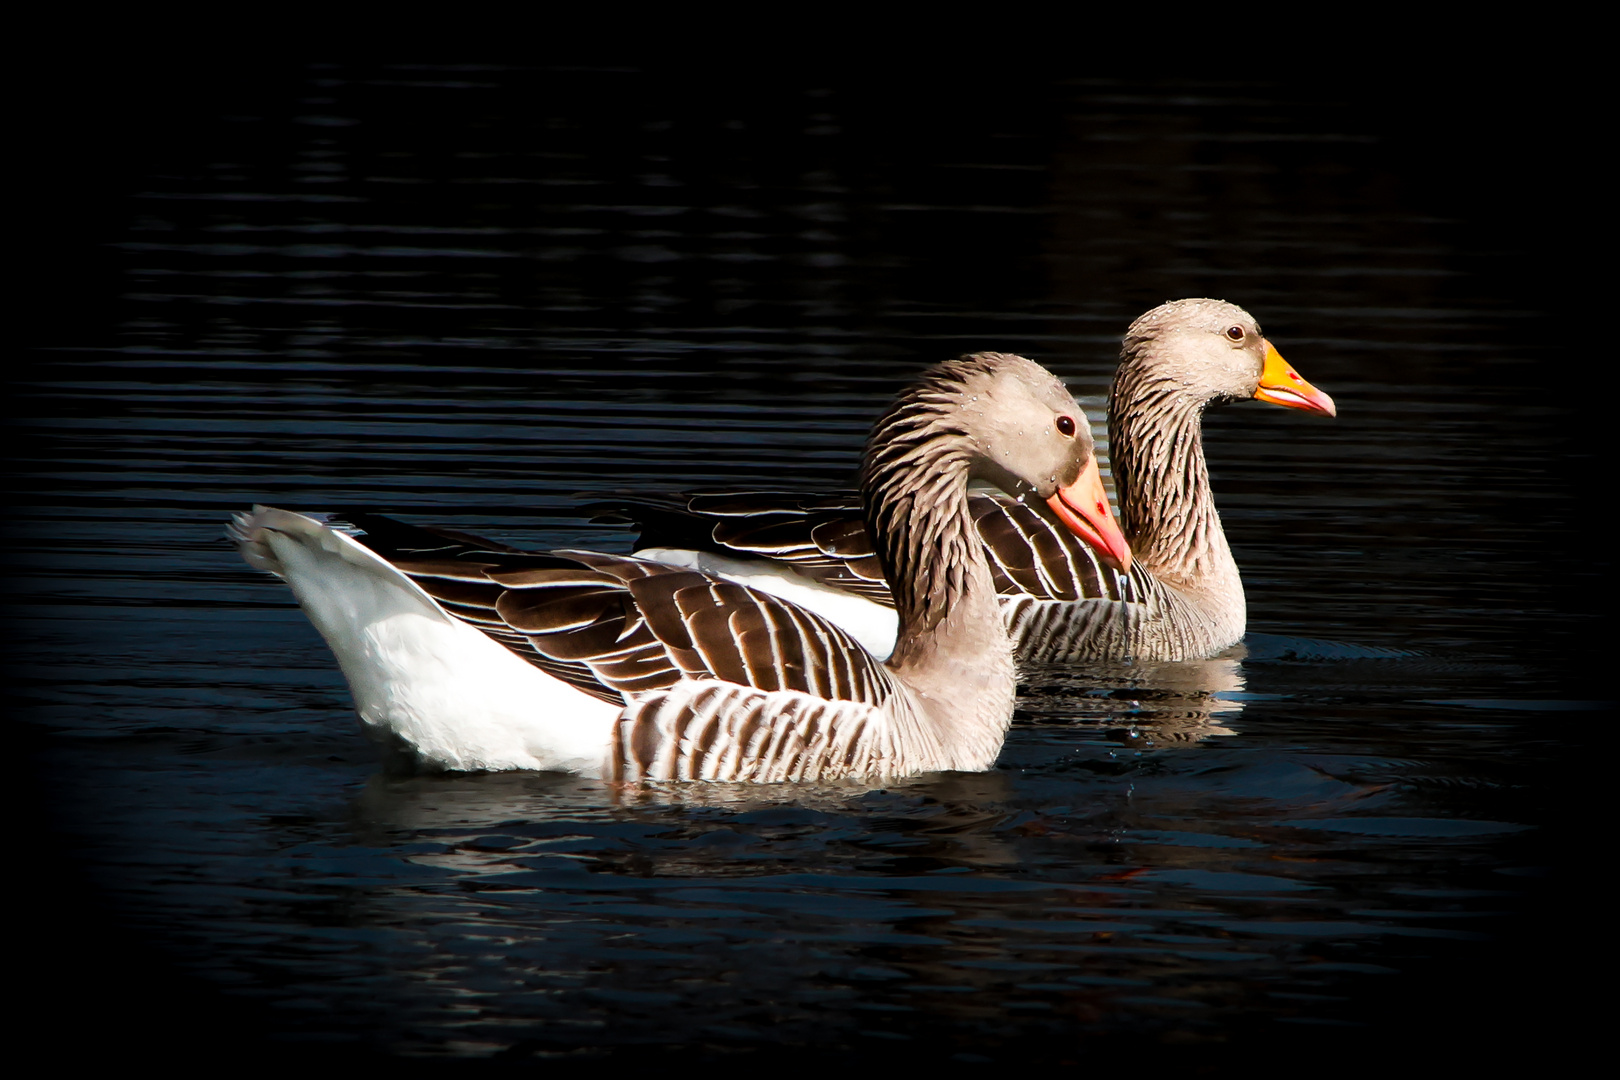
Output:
top-left (232, 299), bottom-right (1334, 782)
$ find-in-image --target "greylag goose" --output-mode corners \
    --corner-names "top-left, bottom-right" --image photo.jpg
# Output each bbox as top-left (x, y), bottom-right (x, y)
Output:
top-left (228, 352), bottom-right (1129, 780)
top-left (604, 299), bottom-right (1333, 663)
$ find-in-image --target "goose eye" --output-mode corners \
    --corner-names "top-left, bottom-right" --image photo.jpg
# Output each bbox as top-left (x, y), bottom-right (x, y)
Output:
top-left (1226, 325), bottom-right (1245, 341)
top-left (1055, 415), bottom-right (1076, 437)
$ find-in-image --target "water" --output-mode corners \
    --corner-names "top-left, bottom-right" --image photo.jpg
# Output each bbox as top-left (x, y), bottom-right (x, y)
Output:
top-left (11, 65), bottom-right (1603, 1066)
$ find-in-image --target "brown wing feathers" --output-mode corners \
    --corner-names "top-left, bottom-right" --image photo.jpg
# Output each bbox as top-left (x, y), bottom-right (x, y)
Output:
top-left (346, 514), bottom-right (894, 713)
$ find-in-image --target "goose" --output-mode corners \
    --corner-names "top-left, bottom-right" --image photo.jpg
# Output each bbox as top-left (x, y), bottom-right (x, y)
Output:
top-left (602, 299), bottom-right (1334, 663)
top-left (228, 352), bottom-right (1130, 780)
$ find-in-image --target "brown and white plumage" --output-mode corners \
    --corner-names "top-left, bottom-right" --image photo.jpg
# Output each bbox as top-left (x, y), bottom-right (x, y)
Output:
top-left (230, 352), bottom-right (1126, 779)
top-left (609, 490), bottom-right (1137, 660)
top-left (605, 299), bottom-right (1335, 663)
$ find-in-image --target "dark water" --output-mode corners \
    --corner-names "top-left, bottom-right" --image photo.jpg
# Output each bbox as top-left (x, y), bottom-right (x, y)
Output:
top-left (12, 65), bottom-right (1604, 1067)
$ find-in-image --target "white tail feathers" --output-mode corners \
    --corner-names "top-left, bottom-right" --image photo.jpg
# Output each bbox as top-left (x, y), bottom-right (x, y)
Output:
top-left (227, 505), bottom-right (619, 772)
top-left (228, 505), bottom-right (296, 576)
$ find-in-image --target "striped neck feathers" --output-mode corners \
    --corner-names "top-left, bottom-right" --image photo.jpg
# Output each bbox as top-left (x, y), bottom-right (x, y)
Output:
top-left (1108, 351), bottom-right (1236, 594)
top-left (859, 360), bottom-right (1001, 651)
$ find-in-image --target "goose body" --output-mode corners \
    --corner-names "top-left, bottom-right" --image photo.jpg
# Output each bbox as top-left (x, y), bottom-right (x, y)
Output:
top-left (231, 353), bottom-right (1127, 779)
top-left (602, 300), bottom-right (1334, 664)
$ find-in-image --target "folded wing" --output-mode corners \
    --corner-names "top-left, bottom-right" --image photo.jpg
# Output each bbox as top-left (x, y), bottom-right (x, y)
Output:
top-left (338, 512), bottom-right (898, 713)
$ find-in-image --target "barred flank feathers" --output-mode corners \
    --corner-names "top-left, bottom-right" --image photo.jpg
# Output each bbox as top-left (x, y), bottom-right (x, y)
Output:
top-left (608, 682), bottom-right (890, 783)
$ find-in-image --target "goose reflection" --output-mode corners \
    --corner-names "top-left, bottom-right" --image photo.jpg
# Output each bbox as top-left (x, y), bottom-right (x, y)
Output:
top-left (347, 767), bottom-right (1031, 877)
top-left (1017, 650), bottom-right (1248, 744)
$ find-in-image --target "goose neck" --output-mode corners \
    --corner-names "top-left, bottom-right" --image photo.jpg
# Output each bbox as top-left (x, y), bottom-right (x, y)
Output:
top-left (861, 435), bottom-right (1005, 665)
top-left (1108, 367), bottom-right (1238, 598)
top-left (859, 397), bottom-right (1016, 766)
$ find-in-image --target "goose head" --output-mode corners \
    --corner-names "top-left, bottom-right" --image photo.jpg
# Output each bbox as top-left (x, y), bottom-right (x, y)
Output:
top-left (876, 351), bottom-right (1132, 572)
top-left (1122, 298), bottom-right (1336, 417)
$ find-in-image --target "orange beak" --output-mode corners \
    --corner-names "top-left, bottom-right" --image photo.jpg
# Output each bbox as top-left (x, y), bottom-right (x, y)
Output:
top-left (1047, 457), bottom-right (1132, 574)
top-left (1253, 340), bottom-right (1336, 417)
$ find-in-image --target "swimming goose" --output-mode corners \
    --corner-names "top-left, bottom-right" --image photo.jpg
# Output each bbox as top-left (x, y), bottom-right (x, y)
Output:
top-left (604, 299), bottom-right (1333, 663)
top-left (229, 352), bottom-right (1128, 779)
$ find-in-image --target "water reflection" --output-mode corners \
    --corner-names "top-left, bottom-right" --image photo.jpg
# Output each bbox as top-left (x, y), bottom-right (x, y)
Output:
top-left (1020, 653), bottom-right (1246, 742)
top-left (282, 712), bottom-right (1522, 1057)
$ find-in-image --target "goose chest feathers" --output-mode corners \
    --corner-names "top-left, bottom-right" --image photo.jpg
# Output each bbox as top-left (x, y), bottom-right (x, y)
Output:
top-left (231, 352), bottom-right (1128, 779)
top-left (607, 299), bottom-right (1335, 664)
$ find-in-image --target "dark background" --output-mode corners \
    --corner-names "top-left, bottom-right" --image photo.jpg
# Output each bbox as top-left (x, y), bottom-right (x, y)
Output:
top-left (12, 52), bottom-right (1604, 1071)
